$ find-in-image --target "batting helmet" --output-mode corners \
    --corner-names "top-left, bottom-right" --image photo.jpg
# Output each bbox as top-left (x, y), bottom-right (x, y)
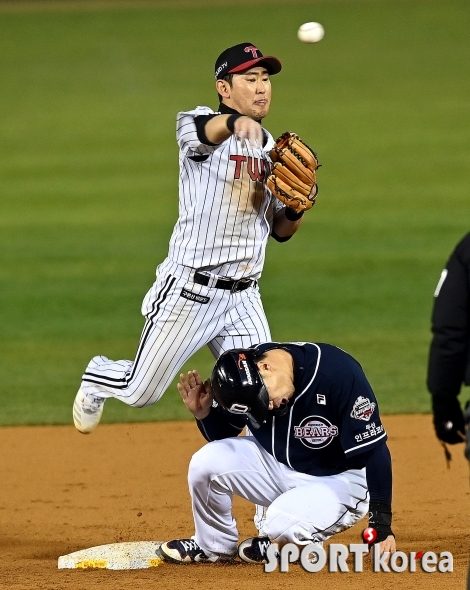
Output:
top-left (211, 349), bottom-right (269, 429)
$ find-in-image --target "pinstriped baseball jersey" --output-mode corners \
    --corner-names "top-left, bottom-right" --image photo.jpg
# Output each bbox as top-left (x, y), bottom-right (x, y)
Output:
top-left (74, 42), bottom-right (308, 434)
top-left (168, 106), bottom-right (283, 279)
top-left (77, 104), bottom-right (294, 413)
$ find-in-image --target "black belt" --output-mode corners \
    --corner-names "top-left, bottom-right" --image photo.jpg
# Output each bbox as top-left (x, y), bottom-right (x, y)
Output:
top-left (193, 271), bottom-right (254, 293)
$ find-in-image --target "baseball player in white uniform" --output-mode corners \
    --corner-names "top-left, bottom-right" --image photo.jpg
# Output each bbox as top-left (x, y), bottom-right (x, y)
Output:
top-left (73, 43), bottom-right (311, 433)
top-left (159, 342), bottom-right (396, 564)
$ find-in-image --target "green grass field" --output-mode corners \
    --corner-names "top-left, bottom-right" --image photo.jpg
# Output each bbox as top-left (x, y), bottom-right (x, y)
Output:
top-left (1, 0), bottom-right (469, 425)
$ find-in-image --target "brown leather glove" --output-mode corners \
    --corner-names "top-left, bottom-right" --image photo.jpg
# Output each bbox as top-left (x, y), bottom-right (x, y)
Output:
top-left (267, 132), bottom-right (320, 213)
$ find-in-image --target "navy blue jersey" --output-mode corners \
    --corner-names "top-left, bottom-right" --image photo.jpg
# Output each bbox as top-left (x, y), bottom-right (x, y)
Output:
top-left (198, 342), bottom-right (387, 477)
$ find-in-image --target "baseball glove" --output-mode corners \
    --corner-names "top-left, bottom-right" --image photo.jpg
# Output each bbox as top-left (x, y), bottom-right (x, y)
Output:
top-left (267, 132), bottom-right (320, 214)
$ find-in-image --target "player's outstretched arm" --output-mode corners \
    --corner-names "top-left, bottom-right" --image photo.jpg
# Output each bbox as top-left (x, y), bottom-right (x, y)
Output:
top-left (204, 115), bottom-right (264, 147)
top-left (177, 370), bottom-right (213, 420)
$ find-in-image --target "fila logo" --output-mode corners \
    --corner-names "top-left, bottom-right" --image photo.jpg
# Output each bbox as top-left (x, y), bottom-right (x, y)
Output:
top-left (317, 394), bottom-right (326, 405)
top-left (244, 46), bottom-right (259, 58)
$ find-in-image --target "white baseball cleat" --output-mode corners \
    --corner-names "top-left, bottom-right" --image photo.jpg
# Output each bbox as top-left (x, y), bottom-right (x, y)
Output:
top-left (73, 388), bottom-right (106, 434)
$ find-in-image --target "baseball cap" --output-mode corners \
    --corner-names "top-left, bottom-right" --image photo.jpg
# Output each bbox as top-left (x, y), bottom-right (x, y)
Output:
top-left (214, 42), bottom-right (282, 80)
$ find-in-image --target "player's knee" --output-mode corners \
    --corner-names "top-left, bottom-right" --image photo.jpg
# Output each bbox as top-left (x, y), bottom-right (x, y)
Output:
top-left (263, 507), bottom-right (329, 545)
top-left (263, 489), bottom-right (337, 544)
top-left (263, 505), bottom-right (304, 544)
top-left (188, 442), bottom-right (224, 485)
top-left (127, 383), bottom-right (165, 407)
top-left (130, 396), bottom-right (155, 408)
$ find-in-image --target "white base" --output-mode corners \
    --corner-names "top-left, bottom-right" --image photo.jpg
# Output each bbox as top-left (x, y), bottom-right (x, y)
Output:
top-left (58, 541), bottom-right (164, 570)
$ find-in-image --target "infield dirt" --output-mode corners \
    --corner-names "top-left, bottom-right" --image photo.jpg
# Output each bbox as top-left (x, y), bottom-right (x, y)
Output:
top-left (1, 415), bottom-right (468, 589)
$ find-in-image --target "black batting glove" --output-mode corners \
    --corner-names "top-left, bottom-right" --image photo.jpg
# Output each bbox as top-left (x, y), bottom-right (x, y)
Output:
top-left (432, 396), bottom-right (465, 444)
top-left (367, 502), bottom-right (394, 546)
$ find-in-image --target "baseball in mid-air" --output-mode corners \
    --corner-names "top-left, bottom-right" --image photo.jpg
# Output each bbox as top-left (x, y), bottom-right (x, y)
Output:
top-left (297, 22), bottom-right (325, 43)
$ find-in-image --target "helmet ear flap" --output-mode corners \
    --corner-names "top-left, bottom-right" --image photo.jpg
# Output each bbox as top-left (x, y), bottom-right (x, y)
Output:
top-left (246, 385), bottom-right (270, 429)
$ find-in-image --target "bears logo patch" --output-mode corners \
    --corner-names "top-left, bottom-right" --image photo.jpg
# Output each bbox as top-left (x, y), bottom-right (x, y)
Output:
top-left (293, 416), bottom-right (338, 450)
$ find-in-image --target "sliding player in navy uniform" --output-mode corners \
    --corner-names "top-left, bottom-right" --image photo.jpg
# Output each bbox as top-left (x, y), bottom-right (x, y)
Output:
top-left (159, 342), bottom-right (396, 564)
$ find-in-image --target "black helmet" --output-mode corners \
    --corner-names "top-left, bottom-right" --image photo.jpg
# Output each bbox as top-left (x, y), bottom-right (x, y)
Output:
top-left (211, 349), bottom-right (269, 429)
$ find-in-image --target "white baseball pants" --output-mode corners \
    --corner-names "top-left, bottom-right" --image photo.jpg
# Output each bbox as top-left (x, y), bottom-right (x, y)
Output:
top-left (80, 258), bottom-right (271, 406)
top-left (188, 437), bottom-right (369, 558)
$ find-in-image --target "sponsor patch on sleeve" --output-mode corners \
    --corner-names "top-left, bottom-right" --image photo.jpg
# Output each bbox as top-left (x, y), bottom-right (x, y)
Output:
top-left (350, 396), bottom-right (376, 421)
top-left (354, 421), bottom-right (385, 443)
